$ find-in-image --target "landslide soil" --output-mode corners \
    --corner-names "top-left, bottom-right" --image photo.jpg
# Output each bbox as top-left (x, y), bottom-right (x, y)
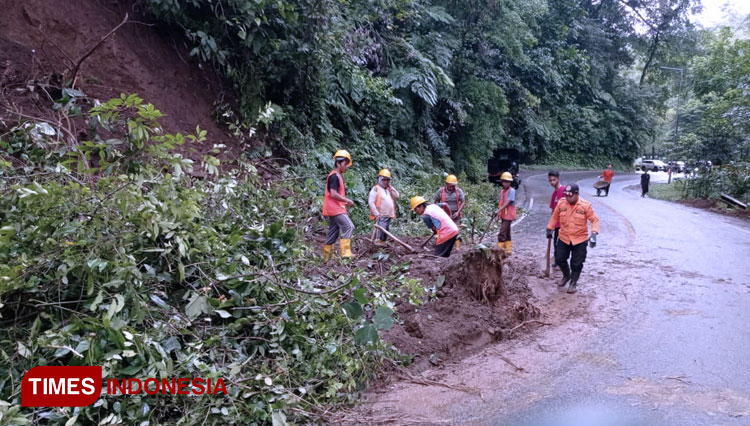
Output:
top-left (311, 234), bottom-right (541, 372)
top-left (0, 0), bottom-right (238, 158)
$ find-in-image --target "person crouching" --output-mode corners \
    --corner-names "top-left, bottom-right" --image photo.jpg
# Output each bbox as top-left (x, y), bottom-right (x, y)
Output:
top-left (410, 196), bottom-right (459, 257)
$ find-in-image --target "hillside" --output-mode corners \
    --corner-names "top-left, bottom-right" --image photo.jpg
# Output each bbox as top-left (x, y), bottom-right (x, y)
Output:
top-left (0, 0), bottom-right (232, 156)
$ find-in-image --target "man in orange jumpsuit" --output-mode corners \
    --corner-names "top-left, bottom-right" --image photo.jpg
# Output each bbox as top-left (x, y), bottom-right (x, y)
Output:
top-left (546, 184), bottom-right (599, 293)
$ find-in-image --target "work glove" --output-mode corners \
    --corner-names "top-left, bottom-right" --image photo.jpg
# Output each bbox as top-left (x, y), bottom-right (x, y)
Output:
top-left (546, 229), bottom-right (553, 239)
top-left (589, 233), bottom-right (597, 248)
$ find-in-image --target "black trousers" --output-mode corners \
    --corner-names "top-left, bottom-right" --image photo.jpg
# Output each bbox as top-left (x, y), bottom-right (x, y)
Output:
top-left (552, 228), bottom-right (560, 259)
top-left (435, 235), bottom-right (458, 257)
top-left (555, 239), bottom-right (587, 274)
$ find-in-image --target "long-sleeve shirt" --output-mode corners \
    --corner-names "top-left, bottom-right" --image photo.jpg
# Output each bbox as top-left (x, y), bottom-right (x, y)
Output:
top-left (368, 185), bottom-right (399, 218)
top-left (641, 173), bottom-right (650, 187)
top-left (547, 198), bottom-right (599, 245)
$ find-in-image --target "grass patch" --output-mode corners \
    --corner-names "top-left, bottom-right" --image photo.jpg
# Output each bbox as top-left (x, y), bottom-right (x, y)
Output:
top-left (649, 182), bottom-right (686, 202)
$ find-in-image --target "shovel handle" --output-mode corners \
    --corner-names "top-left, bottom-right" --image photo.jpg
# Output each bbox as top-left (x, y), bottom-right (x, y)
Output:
top-left (421, 233), bottom-right (435, 248)
top-left (545, 237), bottom-right (551, 277)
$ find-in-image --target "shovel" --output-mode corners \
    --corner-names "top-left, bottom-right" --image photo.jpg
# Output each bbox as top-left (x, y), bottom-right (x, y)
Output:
top-left (545, 238), bottom-right (551, 277)
top-left (478, 213), bottom-right (498, 243)
top-left (421, 233), bottom-right (435, 250)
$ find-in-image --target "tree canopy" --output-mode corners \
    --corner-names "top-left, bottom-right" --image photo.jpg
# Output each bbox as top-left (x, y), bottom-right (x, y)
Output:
top-left (143, 0), bottom-right (700, 178)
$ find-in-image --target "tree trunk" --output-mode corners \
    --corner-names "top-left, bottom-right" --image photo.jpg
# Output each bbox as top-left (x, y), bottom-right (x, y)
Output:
top-left (639, 30), bottom-right (660, 86)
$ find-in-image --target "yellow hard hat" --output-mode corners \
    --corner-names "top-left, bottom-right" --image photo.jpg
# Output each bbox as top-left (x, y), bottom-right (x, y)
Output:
top-left (378, 168), bottom-right (392, 178)
top-left (501, 172), bottom-right (513, 181)
top-left (445, 174), bottom-right (458, 184)
top-left (410, 196), bottom-right (427, 211)
top-left (333, 149), bottom-right (352, 165)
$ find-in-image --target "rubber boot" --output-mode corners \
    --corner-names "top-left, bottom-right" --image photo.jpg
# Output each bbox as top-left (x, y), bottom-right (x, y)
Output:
top-left (497, 242), bottom-right (504, 250)
top-left (558, 263), bottom-right (571, 287)
top-left (505, 241), bottom-right (512, 255)
top-left (567, 270), bottom-right (581, 294)
top-left (340, 238), bottom-right (354, 258)
top-left (374, 239), bottom-right (387, 247)
top-left (322, 244), bottom-right (334, 261)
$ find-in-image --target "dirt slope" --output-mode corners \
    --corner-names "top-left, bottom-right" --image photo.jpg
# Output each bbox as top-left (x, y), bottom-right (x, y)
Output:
top-left (0, 0), bottom-right (230, 147)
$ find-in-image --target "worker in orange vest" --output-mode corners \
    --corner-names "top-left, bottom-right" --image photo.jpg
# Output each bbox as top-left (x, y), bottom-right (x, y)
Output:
top-left (597, 164), bottom-right (615, 197)
top-left (411, 196), bottom-right (459, 257)
top-left (433, 174), bottom-right (465, 250)
top-left (368, 169), bottom-right (399, 246)
top-left (322, 150), bottom-right (355, 259)
top-left (546, 183), bottom-right (599, 293)
top-left (496, 172), bottom-right (517, 255)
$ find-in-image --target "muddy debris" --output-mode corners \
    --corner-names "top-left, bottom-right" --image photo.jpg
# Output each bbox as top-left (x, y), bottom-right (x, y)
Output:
top-left (383, 244), bottom-right (540, 370)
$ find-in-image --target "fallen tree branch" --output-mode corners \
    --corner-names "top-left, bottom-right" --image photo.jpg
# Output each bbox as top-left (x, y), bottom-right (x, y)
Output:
top-left (396, 370), bottom-right (484, 401)
top-left (497, 355), bottom-right (525, 372)
top-left (69, 13), bottom-right (129, 88)
top-left (374, 224), bottom-right (415, 252)
top-left (508, 319), bottom-right (551, 334)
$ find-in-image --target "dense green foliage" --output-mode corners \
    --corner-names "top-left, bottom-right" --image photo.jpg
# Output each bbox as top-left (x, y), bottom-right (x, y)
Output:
top-left (0, 95), bottom-right (433, 425)
top-left (142, 0), bottom-right (698, 179)
top-left (661, 27), bottom-right (750, 164)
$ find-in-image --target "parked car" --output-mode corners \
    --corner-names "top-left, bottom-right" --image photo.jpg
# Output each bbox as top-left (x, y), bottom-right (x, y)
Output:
top-left (640, 159), bottom-right (666, 171)
top-left (667, 161), bottom-right (686, 173)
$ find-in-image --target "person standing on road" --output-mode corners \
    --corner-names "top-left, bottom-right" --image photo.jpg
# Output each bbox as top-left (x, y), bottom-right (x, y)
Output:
top-left (496, 172), bottom-right (517, 255)
top-left (598, 164), bottom-right (614, 197)
top-left (546, 183), bottom-right (599, 294)
top-left (434, 174), bottom-right (465, 250)
top-left (548, 171), bottom-right (566, 260)
top-left (322, 150), bottom-right (355, 260)
top-left (369, 169), bottom-right (399, 247)
top-left (641, 169), bottom-right (650, 198)
top-left (411, 196), bottom-right (459, 257)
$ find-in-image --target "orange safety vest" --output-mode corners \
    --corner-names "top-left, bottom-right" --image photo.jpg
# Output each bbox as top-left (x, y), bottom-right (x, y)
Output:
top-left (424, 204), bottom-right (459, 245)
top-left (498, 187), bottom-right (517, 221)
top-left (369, 185), bottom-right (397, 220)
top-left (441, 187), bottom-right (462, 217)
top-left (322, 171), bottom-right (347, 217)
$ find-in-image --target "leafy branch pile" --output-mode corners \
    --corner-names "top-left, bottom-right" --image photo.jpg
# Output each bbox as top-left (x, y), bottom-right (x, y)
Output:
top-left (0, 95), bottom-right (412, 425)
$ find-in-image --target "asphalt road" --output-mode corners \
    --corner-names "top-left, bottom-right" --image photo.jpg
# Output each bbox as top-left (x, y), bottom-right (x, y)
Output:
top-left (493, 170), bottom-right (750, 426)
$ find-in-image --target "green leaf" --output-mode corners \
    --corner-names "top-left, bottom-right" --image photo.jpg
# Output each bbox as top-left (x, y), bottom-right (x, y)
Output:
top-left (65, 415), bottom-right (79, 426)
top-left (373, 306), bottom-right (394, 330)
top-left (185, 293), bottom-right (210, 320)
top-left (214, 309), bottom-right (232, 318)
top-left (17, 342), bottom-right (32, 359)
top-left (342, 300), bottom-right (362, 319)
top-left (148, 295), bottom-right (168, 310)
top-left (355, 324), bottom-right (379, 344)
top-left (436, 274), bottom-right (445, 289)
top-left (353, 288), bottom-right (369, 304)
top-left (271, 411), bottom-right (289, 426)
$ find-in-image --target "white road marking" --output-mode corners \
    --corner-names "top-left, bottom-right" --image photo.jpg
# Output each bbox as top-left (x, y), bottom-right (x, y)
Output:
top-left (511, 196), bottom-right (533, 228)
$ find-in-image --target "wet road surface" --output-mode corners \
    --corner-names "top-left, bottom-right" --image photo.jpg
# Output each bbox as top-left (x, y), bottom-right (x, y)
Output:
top-left (494, 170), bottom-right (750, 426)
top-left (354, 170), bottom-right (750, 425)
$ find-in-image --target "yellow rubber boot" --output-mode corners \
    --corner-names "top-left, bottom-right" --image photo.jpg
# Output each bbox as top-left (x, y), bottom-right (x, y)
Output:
top-left (506, 241), bottom-right (513, 255)
top-left (322, 244), bottom-right (334, 260)
top-left (497, 242), bottom-right (504, 250)
top-left (340, 238), bottom-right (354, 258)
